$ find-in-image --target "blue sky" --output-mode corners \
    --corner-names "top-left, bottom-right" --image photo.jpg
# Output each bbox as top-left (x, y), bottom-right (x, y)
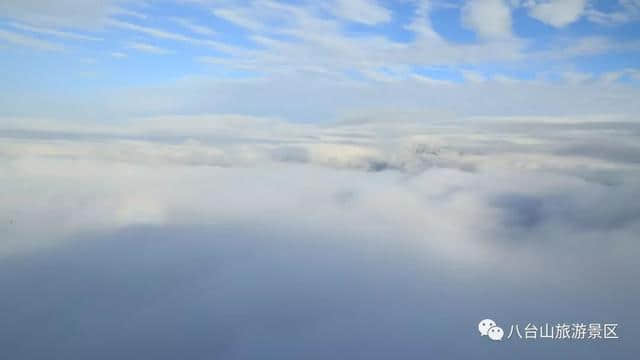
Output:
top-left (1, 0), bottom-right (640, 121)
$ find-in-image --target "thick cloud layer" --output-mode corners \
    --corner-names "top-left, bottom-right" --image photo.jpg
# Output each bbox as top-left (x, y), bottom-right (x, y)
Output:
top-left (1, 115), bottom-right (639, 358)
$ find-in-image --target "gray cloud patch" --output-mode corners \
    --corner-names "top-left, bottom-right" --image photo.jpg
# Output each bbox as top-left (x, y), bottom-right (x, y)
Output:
top-left (554, 142), bottom-right (640, 164)
top-left (0, 223), bottom-right (638, 359)
top-left (270, 146), bottom-right (310, 163)
top-left (491, 193), bottom-right (545, 229)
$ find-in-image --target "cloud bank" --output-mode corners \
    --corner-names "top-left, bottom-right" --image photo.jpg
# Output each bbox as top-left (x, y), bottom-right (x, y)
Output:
top-left (1, 113), bottom-right (638, 358)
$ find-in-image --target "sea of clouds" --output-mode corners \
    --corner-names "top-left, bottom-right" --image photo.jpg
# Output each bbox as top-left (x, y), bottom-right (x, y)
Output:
top-left (1, 114), bottom-right (639, 358)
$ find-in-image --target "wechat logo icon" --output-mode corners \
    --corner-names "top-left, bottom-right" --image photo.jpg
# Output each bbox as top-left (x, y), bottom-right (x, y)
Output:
top-left (478, 319), bottom-right (504, 341)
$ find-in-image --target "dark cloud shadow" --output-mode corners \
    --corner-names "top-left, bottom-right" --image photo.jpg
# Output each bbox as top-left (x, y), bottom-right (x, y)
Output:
top-left (1, 223), bottom-right (637, 359)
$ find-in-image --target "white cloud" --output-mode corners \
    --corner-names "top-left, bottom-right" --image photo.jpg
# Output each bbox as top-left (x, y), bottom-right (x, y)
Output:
top-left (8, 22), bottom-right (103, 41)
top-left (3, 69), bottom-right (639, 124)
top-left (108, 19), bottom-right (199, 42)
top-left (599, 68), bottom-right (640, 84)
top-left (111, 51), bottom-right (127, 58)
top-left (329, 0), bottom-right (392, 25)
top-left (492, 73), bottom-right (520, 84)
top-left (197, 0), bottom-right (532, 81)
top-left (405, 0), bottom-right (441, 39)
top-left (1, 145), bottom-right (638, 358)
top-left (586, 0), bottom-right (640, 25)
top-left (411, 73), bottom-right (456, 86)
top-left (170, 17), bottom-right (217, 36)
top-left (2, 111), bottom-right (639, 178)
top-left (107, 19), bottom-right (238, 54)
top-left (0, 0), bottom-right (138, 28)
top-left (0, 28), bottom-right (63, 51)
top-left (1, 114), bottom-right (639, 360)
top-left (212, 8), bottom-right (266, 31)
top-left (0, 0), bottom-right (638, 124)
top-left (126, 41), bottom-right (172, 54)
top-left (461, 0), bottom-right (513, 39)
top-left (462, 70), bottom-right (487, 83)
top-left (527, 0), bottom-right (587, 27)
top-left (565, 36), bottom-right (640, 56)
top-left (561, 71), bottom-right (593, 84)
top-left (1, 112), bottom-right (639, 274)
top-left (110, 6), bottom-right (148, 20)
